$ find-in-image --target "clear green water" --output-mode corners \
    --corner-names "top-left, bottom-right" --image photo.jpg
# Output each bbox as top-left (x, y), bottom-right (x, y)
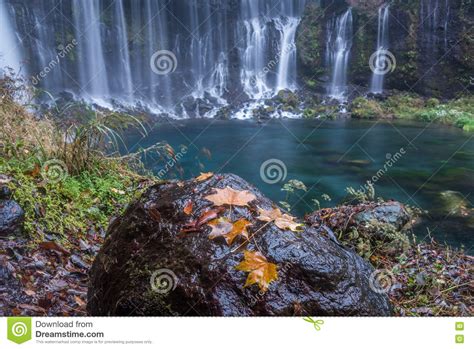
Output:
top-left (124, 119), bottom-right (474, 250)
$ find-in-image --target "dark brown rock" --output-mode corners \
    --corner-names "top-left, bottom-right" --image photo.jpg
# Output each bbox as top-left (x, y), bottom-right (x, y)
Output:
top-left (88, 174), bottom-right (392, 316)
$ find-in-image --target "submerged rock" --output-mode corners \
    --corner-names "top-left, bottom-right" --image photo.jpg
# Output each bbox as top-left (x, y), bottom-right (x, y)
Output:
top-left (88, 174), bottom-right (392, 316)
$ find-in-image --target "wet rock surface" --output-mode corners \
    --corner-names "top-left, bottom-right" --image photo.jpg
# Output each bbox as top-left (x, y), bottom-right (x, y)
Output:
top-left (0, 200), bottom-right (24, 237)
top-left (88, 174), bottom-right (392, 316)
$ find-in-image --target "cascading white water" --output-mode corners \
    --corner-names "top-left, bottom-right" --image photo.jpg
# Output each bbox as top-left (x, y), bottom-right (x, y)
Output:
top-left (4, 0), bottom-right (306, 117)
top-left (113, 0), bottom-right (133, 101)
top-left (240, 0), bottom-right (271, 99)
top-left (0, 0), bottom-right (22, 74)
top-left (275, 17), bottom-right (301, 92)
top-left (370, 5), bottom-right (390, 94)
top-left (73, 0), bottom-right (110, 100)
top-left (327, 8), bottom-right (353, 100)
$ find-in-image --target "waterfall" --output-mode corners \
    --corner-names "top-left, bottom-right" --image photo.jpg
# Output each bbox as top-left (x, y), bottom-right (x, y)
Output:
top-left (3, 0), bottom-right (306, 117)
top-left (420, 0), bottom-right (450, 53)
top-left (0, 0), bottom-right (22, 75)
top-left (73, 0), bottom-right (110, 101)
top-left (275, 17), bottom-right (301, 92)
top-left (327, 8), bottom-right (353, 100)
top-left (240, 0), bottom-right (271, 99)
top-left (112, 0), bottom-right (133, 101)
top-left (370, 5), bottom-right (390, 94)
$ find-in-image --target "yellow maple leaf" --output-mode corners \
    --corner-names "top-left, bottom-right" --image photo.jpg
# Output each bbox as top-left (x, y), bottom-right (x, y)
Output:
top-left (205, 187), bottom-right (256, 207)
top-left (257, 207), bottom-right (303, 232)
top-left (208, 218), bottom-right (252, 245)
top-left (236, 250), bottom-right (278, 292)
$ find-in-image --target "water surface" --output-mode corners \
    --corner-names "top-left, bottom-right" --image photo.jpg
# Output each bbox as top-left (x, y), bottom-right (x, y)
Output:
top-left (125, 119), bottom-right (474, 250)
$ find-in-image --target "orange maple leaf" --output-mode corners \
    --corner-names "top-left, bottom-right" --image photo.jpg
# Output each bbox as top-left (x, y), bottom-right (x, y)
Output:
top-left (205, 187), bottom-right (256, 207)
top-left (236, 250), bottom-right (278, 292)
top-left (257, 207), bottom-right (303, 232)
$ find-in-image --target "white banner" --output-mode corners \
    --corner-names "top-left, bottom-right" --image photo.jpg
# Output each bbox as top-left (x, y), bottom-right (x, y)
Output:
top-left (1, 317), bottom-right (470, 348)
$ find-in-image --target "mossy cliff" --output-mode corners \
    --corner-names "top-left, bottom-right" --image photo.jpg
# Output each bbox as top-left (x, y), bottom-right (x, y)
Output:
top-left (296, 0), bottom-right (474, 98)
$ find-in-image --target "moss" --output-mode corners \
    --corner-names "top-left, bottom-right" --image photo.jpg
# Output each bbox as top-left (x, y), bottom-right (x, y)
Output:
top-left (0, 155), bottom-right (143, 242)
top-left (350, 97), bottom-right (384, 119)
top-left (349, 94), bottom-right (474, 131)
top-left (296, 3), bottom-right (326, 83)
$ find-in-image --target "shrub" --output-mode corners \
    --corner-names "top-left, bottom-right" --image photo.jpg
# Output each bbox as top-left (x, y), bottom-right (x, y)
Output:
top-left (350, 97), bottom-right (384, 119)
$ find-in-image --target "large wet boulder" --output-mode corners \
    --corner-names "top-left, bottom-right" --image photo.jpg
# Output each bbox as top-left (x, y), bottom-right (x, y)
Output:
top-left (88, 174), bottom-right (392, 316)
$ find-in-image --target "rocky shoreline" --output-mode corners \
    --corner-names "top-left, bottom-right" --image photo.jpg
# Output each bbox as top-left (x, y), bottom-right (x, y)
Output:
top-left (1, 173), bottom-right (472, 316)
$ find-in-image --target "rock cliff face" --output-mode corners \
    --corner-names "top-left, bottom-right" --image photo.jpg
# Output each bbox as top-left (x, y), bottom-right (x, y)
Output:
top-left (296, 0), bottom-right (474, 98)
top-left (88, 174), bottom-right (392, 316)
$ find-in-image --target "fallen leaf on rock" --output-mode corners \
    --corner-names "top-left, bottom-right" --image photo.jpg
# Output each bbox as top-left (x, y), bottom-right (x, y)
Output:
top-left (208, 217), bottom-right (233, 240)
top-left (224, 219), bottom-right (252, 245)
top-left (236, 250), bottom-right (278, 292)
top-left (183, 201), bottom-right (193, 215)
top-left (205, 187), bottom-right (256, 207)
top-left (181, 207), bottom-right (225, 233)
top-left (196, 207), bottom-right (225, 227)
top-left (257, 207), bottom-right (303, 232)
top-left (196, 172), bottom-right (214, 182)
top-left (208, 218), bottom-right (251, 245)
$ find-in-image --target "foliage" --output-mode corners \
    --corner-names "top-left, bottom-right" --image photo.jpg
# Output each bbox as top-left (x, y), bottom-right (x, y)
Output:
top-left (0, 155), bottom-right (140, 241)
top-left (345, 184), bottom-right (375, 204)
top-left (257, 207), bottom-right (303, 232)
top-left (236, 250), bottom-right (278, 292)
top-left (0, 76), bottom-right (161, 241)
top-left (351, 97), bottom-right (384, 119)
top-left (205, 187), bottom-right (256, 207)
top-left (349, 94), bottom-right (474, 131)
